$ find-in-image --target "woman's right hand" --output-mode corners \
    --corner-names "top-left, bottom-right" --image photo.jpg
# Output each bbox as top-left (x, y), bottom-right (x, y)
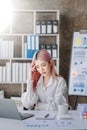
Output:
top-left (29, 63), bottom-right (36, 81)
top-left (29, 62), bottom-right (41, 82)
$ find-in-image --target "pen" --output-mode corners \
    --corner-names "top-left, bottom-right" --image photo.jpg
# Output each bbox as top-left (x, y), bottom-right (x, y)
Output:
top-left (44, 113), bottom-right (49, 118)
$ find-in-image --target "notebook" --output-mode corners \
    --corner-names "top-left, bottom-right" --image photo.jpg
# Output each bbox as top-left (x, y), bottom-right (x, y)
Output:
top-left (0, 98), bottom-right (34, 120)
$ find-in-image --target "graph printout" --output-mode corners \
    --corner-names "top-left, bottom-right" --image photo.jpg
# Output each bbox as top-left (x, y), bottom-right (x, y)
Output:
top-left (69, 32), bottom-right (87, 96)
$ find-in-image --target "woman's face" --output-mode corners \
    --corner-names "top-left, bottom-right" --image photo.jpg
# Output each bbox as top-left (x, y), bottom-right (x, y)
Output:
top-left (35, 60), bottom-right (51, 77)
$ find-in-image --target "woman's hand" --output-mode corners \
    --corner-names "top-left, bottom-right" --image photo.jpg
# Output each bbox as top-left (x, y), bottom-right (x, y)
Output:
top-left (28, 63), bottom-right (36, 80)
top-left (29, 62), bottom-right (41, 82)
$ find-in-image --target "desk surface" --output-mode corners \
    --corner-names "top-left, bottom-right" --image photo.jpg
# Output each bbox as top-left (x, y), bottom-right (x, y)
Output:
top-left (0, 110), bottom-right (87, 130)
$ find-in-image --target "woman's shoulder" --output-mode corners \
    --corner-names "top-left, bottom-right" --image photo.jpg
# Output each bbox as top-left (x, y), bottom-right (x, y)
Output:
top-left (56, 75), bottom-right (65, 81)
top-left (55, 75), bottom-right (67, 85)
top-left (55, 76), bottom-right (67, 90)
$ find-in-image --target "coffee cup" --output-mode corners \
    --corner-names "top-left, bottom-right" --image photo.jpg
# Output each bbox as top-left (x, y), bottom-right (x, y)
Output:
top-left (57, 104), bottom-right (71, 115)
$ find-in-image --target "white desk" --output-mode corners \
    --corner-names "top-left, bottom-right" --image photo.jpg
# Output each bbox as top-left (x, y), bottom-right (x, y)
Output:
top-left (0, 110), bottom-right (87, 130)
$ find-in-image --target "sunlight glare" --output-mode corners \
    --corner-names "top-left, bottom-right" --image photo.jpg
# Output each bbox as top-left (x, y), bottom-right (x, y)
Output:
top-left (0, 0), bottom-right (13, 33)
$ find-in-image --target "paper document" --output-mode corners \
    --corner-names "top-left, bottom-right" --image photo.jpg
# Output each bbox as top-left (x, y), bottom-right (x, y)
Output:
top-left (36, 112), bottom-right (56, 120)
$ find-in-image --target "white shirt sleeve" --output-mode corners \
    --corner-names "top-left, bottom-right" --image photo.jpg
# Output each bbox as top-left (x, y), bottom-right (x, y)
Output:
top-left (21, 80), bottom-right (38, 109)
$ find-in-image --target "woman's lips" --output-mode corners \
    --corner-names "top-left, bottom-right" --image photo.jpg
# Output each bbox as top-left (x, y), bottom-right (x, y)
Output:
top-left (42, 72), bottom-right (46, 74)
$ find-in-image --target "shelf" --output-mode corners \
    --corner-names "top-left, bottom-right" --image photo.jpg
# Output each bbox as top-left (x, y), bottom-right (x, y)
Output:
top-left (0, 9), bottom-right (59, 97)
top-left (0, 82), bottom-right (27, 84)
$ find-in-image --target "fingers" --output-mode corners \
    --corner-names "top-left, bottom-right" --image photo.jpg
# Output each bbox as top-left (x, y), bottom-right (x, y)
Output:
top-left (28, 65), bottom-right (36, 80)
top-left (31, 60), bottom-right (35, 67)
top-left (31, 65), bottom-right (37, 72)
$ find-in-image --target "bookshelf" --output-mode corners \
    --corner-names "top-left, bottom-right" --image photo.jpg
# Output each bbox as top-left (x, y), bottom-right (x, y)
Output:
top-left (0, 10), bottom-right (59, 98)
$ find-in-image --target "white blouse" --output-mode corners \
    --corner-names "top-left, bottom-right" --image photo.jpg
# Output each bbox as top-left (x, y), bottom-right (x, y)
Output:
top-left (21, 76), bottom-right (68, 111)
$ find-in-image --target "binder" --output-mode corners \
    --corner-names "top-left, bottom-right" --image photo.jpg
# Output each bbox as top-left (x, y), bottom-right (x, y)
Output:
top-left (40, 44), bottom-right (46, 50)
top-left (23, 63), bottom-right (27, 82)
top-left (46, 44), bottom-right (52, 56)
top-left (0, 66), bottom-right (2, 82)
top-left (27, 63), bottom-right (31, 79)
top-left (2, 40), bottom-right (6, 58)
top-left (27, 35), bottom-right (32, 58)
top-left (15, 63), bottom-right (19, 82)
top-left (31, 35), bottom-right (36, 57)
top-left (24, 42), bottom-right (27, 58)
top-left (27, 35), bottom-right (39, 58)
top-left (35, 35), bottom-right (39, 51)
top-left (19, 63), bottom-right (23, 82)
top-left (2, 66), bottom-right (6, 82)
top-left (9, 40), bottom-right (14, 58)
top-left (12, 63), bottom-right (16, 82)
top-left (6, 62), bottom-right (11, 82)
top-left (51, 44), bottom-right (57, 58)
top-left (36, 20), bottom-right (41, 34)
top-left (32, 35), bottom-right (39, 57)
top-left (53, 20), bottom-right (58, 34)
top-left (0, 39), bottom-right (3, 58)
top-left (5, 41), bottom-right (9, 58)
top-left (41, 20), bottom-right (47, 34)
top-left (47, 20), bottom-right (52, 34)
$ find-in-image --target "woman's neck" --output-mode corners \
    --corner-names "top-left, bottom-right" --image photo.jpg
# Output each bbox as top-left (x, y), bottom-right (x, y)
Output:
top-left (43, 75), bottom-right (51, 86)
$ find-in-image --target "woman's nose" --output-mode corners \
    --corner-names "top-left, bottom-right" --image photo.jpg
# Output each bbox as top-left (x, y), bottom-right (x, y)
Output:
top-left (40, 67), bottom-right (44, 71)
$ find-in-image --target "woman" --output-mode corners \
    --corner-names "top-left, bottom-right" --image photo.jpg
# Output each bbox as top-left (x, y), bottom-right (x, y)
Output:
top-left (21, 49), bottom-right (68, 110)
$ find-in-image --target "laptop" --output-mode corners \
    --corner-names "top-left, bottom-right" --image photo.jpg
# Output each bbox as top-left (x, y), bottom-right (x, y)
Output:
top-left (0, 98), bottom-right (34, 120)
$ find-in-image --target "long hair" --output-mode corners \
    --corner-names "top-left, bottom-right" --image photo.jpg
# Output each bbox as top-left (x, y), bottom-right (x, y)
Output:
top-left (31, 49), bottom-right (58, 90)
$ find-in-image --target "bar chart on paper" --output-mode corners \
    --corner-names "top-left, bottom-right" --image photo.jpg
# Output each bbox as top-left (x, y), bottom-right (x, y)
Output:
top-left (23, 119), bottom-right (86, 129)
top-left (69, 31), bottom-right (87, 96)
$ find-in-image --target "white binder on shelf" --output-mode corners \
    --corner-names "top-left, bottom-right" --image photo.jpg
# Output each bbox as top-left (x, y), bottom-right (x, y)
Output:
top-left (36, 20), bottom-right (41, 34)
top-left (5, 41), bottom-right (9, 58)
top-left (15, 63), bottom-right (19, 82)
top-left (12, 63), bottom-right (16, 82)
top-left (52, 44), bottom-right (57, 58)
top-left (9, 40), bottom-right (14, 58)
top-left (27, 63), bottom-right (31, 79)
top-left (6, 62), bottom-right (11, 82)
top-left (19, 63), bottom-right (23, 82)
top-left (46, 44), bottom-right (52, 56)
top-left (23, 63), bottom-right (27, 82)
top-left (32, 35), bottom-right (35, 57)
top-left (47, 20), bottom-right (52, 34)
top-left (41, 20), bottom-right (47, 34)
top-left (35, 35), bottom-right (39, 51)
top-left (53, 20), bottom-right (58, 34)
top-left (2, 66), bottom-right (6, 82)
top-left (0, 66), bottom-right (3, 82)
top-left (27, 35), bottom-right (31, 58)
